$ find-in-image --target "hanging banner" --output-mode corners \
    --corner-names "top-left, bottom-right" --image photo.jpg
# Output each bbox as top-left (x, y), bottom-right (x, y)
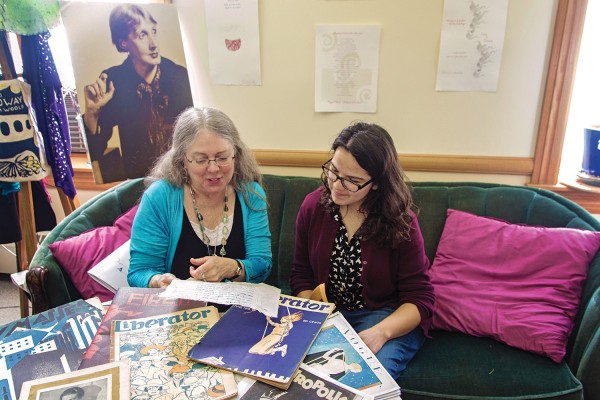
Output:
top-left (0, 79), bottom-right (48, 182)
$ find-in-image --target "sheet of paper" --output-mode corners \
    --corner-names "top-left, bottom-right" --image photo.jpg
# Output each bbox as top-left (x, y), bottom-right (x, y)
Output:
top-left (315, 25), bottom-right (380, 113)
top-left (204, 0), bottom-right (261, 85)
top-left (159, 280), bottom-right (281, 317)
top-left (436, 0), bottom-right (509, 92)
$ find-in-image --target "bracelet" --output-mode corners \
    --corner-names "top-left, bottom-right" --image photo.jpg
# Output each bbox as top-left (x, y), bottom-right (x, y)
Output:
top-left (233, 259), bottom-right (244, 279)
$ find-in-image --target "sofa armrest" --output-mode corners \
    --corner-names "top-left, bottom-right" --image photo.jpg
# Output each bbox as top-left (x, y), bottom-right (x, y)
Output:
top-left (26, 266), bottom-right (50, 314)
top-left (579, 325), bottom-right (600, 400)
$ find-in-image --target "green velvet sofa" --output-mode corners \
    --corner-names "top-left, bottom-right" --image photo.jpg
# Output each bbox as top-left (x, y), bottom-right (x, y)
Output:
top-left (28, 175), bottom-right (600, 400)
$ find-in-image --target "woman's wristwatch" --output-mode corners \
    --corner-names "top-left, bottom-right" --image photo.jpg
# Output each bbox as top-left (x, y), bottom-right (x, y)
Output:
top-left (233, 259), bottom-right (244, 279)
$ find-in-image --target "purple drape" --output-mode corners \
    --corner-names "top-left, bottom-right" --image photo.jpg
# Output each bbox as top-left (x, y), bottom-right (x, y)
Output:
top-left (21, 32), bottom-right (76, 198)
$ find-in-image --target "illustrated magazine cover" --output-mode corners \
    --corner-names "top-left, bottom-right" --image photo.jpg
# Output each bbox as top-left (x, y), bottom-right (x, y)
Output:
top-left (80, 287), bottom-right (205, 369)
top-left (303, 312), bottom-right (400, 400)
top-left (187, 294), bottom-right (335, 389)
top-left (18, 360), bottom-right (129, 400)
top-left (110, 306), bottom-right (237, 399)
top-left (237, 364), bottom-right (373, 400)
top-left (0, 299), bottom-right (104, 400)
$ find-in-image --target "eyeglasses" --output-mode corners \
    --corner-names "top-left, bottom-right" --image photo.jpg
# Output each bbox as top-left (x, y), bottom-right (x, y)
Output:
top-left (185, 156), bottom-right (235, 168)
top-left (321, 163), bottom-right (373, 192)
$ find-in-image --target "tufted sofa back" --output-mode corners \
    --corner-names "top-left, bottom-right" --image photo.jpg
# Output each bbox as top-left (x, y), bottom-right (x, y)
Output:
top-left (29, 176), bottom-right (600, 379)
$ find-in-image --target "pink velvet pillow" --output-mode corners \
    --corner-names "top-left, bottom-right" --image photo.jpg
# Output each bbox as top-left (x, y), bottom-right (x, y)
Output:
top-left (429, 208), bottom-right (600, 363)
top-left (49, 205), bottom-right (138, 302)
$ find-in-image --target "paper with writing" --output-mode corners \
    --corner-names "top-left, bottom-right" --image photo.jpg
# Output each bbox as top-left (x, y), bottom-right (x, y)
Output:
top-left (159, 280), bottom-right (281, 317)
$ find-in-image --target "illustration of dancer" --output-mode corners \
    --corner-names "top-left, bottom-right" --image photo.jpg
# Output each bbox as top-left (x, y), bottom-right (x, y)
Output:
top-left (248, 311), bottom-right (303, 357)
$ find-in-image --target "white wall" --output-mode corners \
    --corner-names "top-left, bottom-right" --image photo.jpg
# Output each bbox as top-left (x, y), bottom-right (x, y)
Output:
top-left (174, 0), bottom-right (556, 160)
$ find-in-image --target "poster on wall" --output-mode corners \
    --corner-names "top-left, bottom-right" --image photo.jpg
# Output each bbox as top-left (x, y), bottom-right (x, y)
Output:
top-left (61, 2), bottom-right (194, 184)
top-left (204, 0), bottom-right (262, 85)
top-left (435, 0), bottom-right (509, 92)
top-left (315, 25), bottom-right (381, 113)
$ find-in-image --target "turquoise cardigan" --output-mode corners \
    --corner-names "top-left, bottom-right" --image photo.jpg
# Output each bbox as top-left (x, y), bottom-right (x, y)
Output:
top-left (128, 179), bottom-right (272, 287)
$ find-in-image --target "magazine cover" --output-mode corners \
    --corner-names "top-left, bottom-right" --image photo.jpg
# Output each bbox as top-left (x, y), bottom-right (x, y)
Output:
top-left (18, 360), bottom-right (129, 400)
top-left (303, 312), bottom-right (400, 400)
top-left (110, 306), bottom-right (237, 400)
top-left (87, 240), bottom-right (131, 293)
top-left (80, 287), bottom-right (205, 369)
top-left (0, 299), bottom-right (104, 400)
top-left (237, 365), bottom-right (373, 400)
top-left (187, 294), bottom-right (336, 389)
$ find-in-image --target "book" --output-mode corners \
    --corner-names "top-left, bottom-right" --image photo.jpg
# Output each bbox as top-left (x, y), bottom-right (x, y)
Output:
top-left (237, 364), bottom-right (373, 400)
top-left (87, 239), bottom-right (131, 293)
top-left (187, 294), bottom-right (336, 390)
top-left (18, 360), bottom-right (130, 400)
top-left (0, 299), bottom-right (104, 400)
top-left (303, 312), bottom-right (401, 400)
top-left (79, 287), bottom-right (206, 369)
top-left (110, 306), bottom-right (237, 400)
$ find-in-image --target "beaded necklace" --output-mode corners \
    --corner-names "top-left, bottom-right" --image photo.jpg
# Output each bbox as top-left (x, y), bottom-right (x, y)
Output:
top-left (188, 184), bottom-right (229, 257)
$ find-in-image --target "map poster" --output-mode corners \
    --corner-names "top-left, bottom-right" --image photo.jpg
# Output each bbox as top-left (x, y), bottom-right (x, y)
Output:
top-left (436, 0), bottom-right (509, 92)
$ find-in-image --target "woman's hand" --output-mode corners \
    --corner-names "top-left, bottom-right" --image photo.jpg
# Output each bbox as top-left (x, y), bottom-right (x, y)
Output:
top-left (189, 256), bottom-right (239, 282)
top-left (148, 273), bottom-right (177, 288)
top-left (358, 325), bottom-right (389, 355)
top-left (83, 73), bottom-right (115, 134)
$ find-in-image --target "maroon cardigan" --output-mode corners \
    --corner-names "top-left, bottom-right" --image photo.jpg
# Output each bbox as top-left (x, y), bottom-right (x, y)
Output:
top-left (291, 188), bottom-right (435, 333)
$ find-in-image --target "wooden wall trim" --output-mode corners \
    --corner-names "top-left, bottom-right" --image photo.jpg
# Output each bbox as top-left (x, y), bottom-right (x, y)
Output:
top-left (54, 152), bottom-right (599, 214)
top-left (254, 149), bottom-right (533, 175)
top-left (63, 151), bottom-right (533, 191)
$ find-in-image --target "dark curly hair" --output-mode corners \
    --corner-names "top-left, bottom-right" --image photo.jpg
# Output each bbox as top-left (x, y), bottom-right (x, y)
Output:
top-left (320, 122), bottom-right (415, 247)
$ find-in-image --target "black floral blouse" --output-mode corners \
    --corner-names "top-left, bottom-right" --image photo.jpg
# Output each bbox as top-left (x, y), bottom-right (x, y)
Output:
top-left (326, 208), bottom-right (367, 311)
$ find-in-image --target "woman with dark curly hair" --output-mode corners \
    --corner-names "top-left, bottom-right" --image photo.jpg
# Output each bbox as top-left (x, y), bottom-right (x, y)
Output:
top-left (290, 122), bottom-right (434, 379)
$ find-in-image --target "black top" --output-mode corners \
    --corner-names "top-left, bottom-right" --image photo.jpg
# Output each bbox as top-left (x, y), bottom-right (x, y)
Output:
top-left (171, 196), bottom-right (245, 280)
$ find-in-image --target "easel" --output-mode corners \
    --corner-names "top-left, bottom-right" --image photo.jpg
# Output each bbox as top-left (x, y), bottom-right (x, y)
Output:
top-left (0, 32), bottom-right (79, 317)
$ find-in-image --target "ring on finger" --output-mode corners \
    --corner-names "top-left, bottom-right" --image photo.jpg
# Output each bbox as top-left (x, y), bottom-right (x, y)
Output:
top-left (201, 272), bottom-right (206, 282)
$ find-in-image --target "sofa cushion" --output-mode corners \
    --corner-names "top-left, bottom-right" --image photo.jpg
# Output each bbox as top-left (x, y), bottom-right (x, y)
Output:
top-left (400, 331), bottom-right (583, 400)
top-left (429, 209), bottom-right (600, 363)
top-left (49, 205), bottom-right (138, 302)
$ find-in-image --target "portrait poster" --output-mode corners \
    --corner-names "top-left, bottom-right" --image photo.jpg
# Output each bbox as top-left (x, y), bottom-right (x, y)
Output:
top-left (18, 360), bottom-right (129, 400)
top-left (60, 2), bottom-right (194, 184)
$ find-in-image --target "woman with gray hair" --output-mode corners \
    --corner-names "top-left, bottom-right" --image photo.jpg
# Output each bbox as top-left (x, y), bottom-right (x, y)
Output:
top-left (128, 107), bottom-right (272, 289)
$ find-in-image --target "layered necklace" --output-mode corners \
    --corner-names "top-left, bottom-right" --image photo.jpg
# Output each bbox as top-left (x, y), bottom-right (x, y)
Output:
top-left (188, 184), bottom-right (229, 257)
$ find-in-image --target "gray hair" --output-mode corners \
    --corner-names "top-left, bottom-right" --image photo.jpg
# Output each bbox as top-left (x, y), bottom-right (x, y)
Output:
top-left (148, 107), bottom-right (263, 199)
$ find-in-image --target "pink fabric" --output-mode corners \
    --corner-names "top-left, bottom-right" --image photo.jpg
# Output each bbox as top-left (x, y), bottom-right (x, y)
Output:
top-left (49, 205), bottom-right (138, 302)
top-left (429, 208), bottom-right (600, 363)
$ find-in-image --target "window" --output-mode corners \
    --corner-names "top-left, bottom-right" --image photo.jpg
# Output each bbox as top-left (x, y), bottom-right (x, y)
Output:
top-left (531, 0), bottom-right (600, 213)
top-left (560, 0), bottom-right (600, 179)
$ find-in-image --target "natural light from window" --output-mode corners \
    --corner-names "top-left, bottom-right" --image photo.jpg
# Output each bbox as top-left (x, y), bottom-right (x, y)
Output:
top-left (560, 1), bottom-right (600, 181)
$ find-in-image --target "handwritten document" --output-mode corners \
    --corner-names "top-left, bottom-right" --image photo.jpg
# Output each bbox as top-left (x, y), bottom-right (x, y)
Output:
top-left (436, 0), bottom-right (508, 92)
top-left (315, 25), bottom-right (380, 113)
top-left (159, 280), bottom-right (281, 317)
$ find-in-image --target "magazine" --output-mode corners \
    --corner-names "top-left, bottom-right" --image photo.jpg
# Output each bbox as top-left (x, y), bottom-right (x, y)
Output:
top-left (111, 306), bottom-right (237, 400)
top-left (18, 360), bottom-right (130, 400)
top-left (303, 312), bottom-right (401, 400)
top-left (0, 299), bottom-right (104, 400)
top-left (87, 239), bottom-right (131, 293)
top-left (187, 294), bottom-right (336, 389)
top-left (80, 287), bottom-right (206, 369)
top-left (236, 364), bottom-right (373, 399)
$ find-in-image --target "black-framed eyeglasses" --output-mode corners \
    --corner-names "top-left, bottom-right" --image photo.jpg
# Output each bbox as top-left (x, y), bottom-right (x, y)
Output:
top-left (321, 162), bottom-right (373, 193)
top-left (185, 156), bottom-right (235, 168)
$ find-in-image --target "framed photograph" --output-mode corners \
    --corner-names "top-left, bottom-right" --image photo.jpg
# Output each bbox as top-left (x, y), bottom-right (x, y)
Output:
top-left (18, 360), bottom-right (129, 400)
